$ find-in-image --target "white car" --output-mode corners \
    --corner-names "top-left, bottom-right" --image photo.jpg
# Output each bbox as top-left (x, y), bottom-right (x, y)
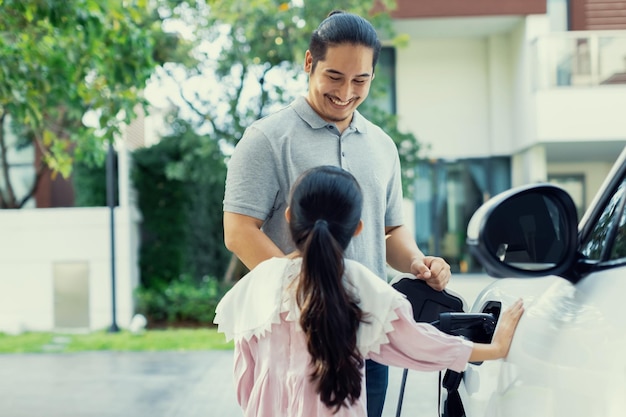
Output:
top-left (457, 147), bottom-right (626, 417)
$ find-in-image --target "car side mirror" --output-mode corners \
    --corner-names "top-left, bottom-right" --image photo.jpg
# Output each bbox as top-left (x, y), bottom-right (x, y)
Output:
top-left (467, 184), bottom-right (579, 278)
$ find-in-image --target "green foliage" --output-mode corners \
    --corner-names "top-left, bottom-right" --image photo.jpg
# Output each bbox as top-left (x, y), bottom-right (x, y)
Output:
top-left (135, 274), bottom-right (231, 325)
top-left (158, 0), bottom-right (420, 194)
top-left (72, 153), bottom-right (119, 207)
top-left (165, 1), bottom-right (402, 138)
top-left (0, 329), bottom-right (233, 353)
top-left (0, 0), bottom-right (191, 208)
top-left (132, 136), bottom-right (190, 289)
top-left (131, 118), bottom-right (231, 291)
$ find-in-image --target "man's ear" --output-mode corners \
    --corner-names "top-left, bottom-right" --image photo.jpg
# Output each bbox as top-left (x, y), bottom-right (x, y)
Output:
top-left (285, 206), bottom-right (291, 223)
top-left (353, 220), bottom-right (363, 237)
top-left (304, 50), bottom-right (312, 73)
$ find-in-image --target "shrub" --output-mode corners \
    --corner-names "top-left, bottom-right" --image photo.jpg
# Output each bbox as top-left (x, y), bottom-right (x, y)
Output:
top-left (131, 121), bottom-right (231, 290)
top-left (135, 274), bottom-right (231, 326)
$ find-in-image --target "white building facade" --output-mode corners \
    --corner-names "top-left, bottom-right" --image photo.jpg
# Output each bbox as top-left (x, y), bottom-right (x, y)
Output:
top-left (385, 0), bottom-right (626, 272)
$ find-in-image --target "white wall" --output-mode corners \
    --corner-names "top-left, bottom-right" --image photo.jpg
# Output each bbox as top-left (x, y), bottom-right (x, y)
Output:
top-left (0, 207), bottom-right (140, 333)
top-left (396, 38), bottom-right (492, 159)
top-left (393, 19), bottom-right (532, 160)
top-left (0, 146), bottom-right (141, 334)
top-left (535, 88), bottom-right (626, 141)
top-left (393, 14), bottom-right (623, 182)
top-left (486, 34), bottom-right (515, 156)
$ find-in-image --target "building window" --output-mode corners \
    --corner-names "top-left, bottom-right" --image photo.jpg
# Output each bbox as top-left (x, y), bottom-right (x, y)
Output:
top-left (370, 46), bottom-right (397, 114)
top-left (414, 157), bottom-right (511, 273)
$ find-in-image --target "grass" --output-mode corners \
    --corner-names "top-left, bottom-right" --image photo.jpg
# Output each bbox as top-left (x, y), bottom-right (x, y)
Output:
top-left (0, 328), bottom-right (233, 354)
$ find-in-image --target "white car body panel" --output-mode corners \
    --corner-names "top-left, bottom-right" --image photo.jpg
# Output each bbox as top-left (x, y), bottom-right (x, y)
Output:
top-left (460, 272), bottom-right (626, 417)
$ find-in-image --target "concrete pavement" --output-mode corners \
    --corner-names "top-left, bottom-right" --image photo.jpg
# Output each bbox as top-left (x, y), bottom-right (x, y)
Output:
top-left (0, 350), bottom-right (235, 417)
top-left (0, 349), bottom-right (444, 417)
top-left (0, 274), bottom-right (495, 417)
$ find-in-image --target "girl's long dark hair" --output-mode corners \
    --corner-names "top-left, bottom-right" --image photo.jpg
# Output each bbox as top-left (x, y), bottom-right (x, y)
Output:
top-left (288, 166), bottom-right (366, 412)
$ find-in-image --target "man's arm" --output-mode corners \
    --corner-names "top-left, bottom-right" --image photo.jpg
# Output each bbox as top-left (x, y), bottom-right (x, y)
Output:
top-left (385, 225), bottom-right (451, 291)
top-left (224, 212), bottom-right (285, 270)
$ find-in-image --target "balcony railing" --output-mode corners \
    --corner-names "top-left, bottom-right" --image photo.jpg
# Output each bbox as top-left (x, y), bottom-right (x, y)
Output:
top-left (532, 32), bottom-right (626, 89)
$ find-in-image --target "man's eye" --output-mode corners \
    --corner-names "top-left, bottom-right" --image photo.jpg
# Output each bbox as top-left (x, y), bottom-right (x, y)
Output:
top-left (354, 79), bottom-right (366, 84)
top-left (329, 76), bottom-right (341, 81)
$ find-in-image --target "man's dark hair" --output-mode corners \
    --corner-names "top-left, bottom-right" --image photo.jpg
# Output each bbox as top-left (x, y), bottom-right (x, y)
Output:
top-left (309, 10), bottom-right (382, 73)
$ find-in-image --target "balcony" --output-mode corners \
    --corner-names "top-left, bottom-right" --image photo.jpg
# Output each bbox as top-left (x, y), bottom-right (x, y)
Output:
top-left (531, 32), bottom-right (626, 148)
top-left (533, 32), bottom-right (626, 88)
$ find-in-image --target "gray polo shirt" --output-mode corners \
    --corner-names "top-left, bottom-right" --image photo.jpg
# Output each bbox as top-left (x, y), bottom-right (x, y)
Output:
top-left (223, 96), bottom-right (404, 279)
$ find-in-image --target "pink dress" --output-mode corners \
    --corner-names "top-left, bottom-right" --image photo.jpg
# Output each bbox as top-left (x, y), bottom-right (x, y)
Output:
top-left (214, 257), bottom-right (473, 417)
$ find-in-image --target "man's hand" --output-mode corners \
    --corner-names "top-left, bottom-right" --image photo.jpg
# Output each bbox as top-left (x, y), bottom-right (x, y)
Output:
top-left (385, 225), bottom-right (452, 291)
top-left (409, 256), bottom-right (451, 291)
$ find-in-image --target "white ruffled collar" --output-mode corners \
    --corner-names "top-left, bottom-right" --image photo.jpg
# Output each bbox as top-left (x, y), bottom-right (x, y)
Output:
top-left (214, 257), bottom-right (408, 356)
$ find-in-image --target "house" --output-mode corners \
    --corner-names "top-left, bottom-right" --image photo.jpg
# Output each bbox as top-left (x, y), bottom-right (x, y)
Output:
top-left (379, 0), bottom-right (626, 273)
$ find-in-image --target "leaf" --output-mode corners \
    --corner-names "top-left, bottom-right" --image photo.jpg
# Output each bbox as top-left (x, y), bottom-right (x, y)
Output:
top-left (42, 130), bottom-right (55, 147)
top-left (0, 0), bottom-right (177, 205)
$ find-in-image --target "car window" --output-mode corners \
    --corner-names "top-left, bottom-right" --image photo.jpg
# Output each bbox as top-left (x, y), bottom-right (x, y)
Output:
top-left (580, 178), bottom-right (626, 261)
top-left (610, 189), bottom-right (626, 260)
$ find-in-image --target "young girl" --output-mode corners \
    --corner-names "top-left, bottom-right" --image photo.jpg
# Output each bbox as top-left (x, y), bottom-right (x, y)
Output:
top-left (214, 166), bottom-right (524, 417)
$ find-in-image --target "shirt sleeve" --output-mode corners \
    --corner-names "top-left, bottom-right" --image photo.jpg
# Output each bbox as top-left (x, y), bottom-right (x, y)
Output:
top-left (234, 336), bottom-right (258, 410)
top-left (223, 125), bottom-right (280, 221)
top-left (367, 303), bottom-right (473, 373)
top-left (385, 144), bottom-right (405, 228)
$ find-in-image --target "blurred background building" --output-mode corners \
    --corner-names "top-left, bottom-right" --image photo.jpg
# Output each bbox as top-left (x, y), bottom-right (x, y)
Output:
top-left (1, 0), bottom-right (625, 332)
top-left (379, 0), bottom-right (626, 272)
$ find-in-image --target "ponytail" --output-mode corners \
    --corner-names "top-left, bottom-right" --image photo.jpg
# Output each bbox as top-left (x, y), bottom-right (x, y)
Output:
top-left (289, 166), bottom-right (365, 412)
top-left (297, 220), bottom-right (364, 412)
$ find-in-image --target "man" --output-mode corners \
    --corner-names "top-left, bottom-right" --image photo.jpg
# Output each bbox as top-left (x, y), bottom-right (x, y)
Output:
top-left (223, 10), bottom-right (451, 417)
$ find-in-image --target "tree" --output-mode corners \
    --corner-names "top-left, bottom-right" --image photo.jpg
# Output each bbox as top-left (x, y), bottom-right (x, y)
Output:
top-left (0, 0), bottom-right (192, 208)
top-left (147, 1), bottom-right (421, 199)
top-left (162, 1), bottom-right (405, 141)
top-left (147, 0), bottom-right (421, 281)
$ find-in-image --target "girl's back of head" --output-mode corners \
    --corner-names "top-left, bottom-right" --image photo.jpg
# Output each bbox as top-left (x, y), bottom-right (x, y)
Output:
top-left (289, 165), bottom-right (362, 249)
top-left (288, 166), bottom-right (365, 412)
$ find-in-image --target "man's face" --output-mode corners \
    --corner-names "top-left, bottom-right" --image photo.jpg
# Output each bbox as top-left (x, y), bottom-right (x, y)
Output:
top-left (304, 43), bottom-right (375, 132)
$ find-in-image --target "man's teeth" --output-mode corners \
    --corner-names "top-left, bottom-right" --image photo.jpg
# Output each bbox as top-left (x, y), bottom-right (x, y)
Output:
top-left (330, 97), bottom-right (350, 106)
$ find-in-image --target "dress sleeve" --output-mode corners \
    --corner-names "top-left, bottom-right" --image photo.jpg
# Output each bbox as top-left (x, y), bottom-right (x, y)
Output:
top-left (234, 336), bottom-right (258, 410)
top-left (367, 303), bottom-right (473, 373)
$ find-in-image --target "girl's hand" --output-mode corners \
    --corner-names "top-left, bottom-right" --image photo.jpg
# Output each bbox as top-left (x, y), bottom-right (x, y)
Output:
top-left (492, 298), bottom-right (525, 358)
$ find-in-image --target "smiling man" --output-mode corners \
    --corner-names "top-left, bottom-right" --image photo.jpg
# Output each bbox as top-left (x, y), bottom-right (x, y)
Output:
top-left (222, 10), bottom-right (452, 417)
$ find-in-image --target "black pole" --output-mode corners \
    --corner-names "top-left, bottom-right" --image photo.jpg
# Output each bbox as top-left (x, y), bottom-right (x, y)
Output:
top-left (107, 141), bottom-right (119, 332)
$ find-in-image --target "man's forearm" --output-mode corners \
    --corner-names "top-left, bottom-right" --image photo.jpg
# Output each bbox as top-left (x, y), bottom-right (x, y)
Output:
top-left (229, 230), bottom-right (285, 270)
top-left (224, 212), bottom-right (285, 270)
top-left (385, 225), bottom-right (425, 273)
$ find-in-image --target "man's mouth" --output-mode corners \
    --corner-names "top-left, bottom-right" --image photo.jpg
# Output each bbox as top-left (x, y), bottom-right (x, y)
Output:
top-left (328, 96), bottom-right (354, 107)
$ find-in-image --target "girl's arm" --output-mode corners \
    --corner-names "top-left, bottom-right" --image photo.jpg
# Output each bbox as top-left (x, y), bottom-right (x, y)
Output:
top-left (368, 299), bottom-right (524, 372)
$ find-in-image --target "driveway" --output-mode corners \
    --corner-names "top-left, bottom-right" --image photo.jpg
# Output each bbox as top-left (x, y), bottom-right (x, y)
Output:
top-left (0, 349), bottom-right (446, 417)
top-left (0, 274), bottom-right (494, 417)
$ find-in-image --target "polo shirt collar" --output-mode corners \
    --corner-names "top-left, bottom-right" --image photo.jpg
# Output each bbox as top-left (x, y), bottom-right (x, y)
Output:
top-left (292, 95), bottom-right (368, 133)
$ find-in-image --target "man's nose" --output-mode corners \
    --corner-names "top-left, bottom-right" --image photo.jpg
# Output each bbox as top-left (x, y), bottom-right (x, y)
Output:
top-left (336, 81), bottom-right (353, 101)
